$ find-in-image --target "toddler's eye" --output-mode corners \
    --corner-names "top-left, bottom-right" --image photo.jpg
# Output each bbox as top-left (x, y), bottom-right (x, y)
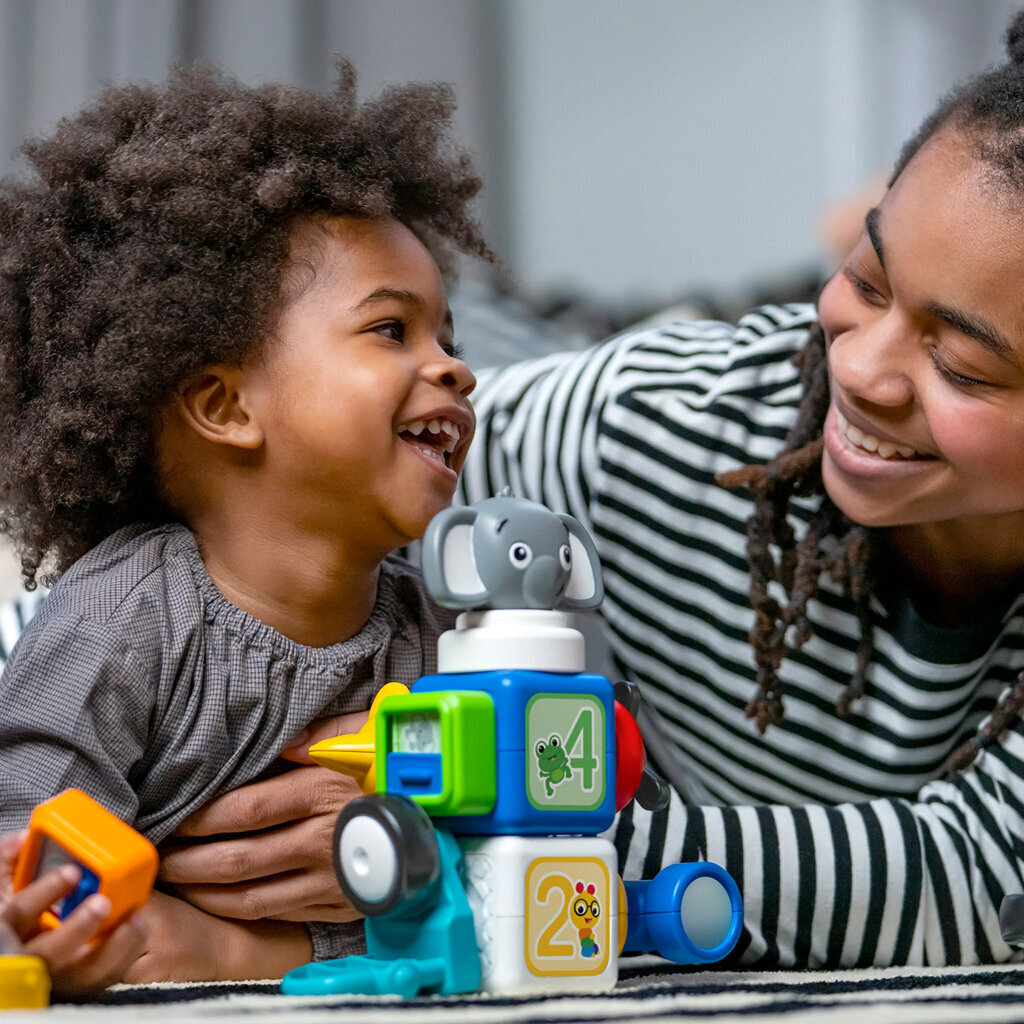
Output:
top-left (444, 340), bottom-right (466, 360)
top-left (373, 321), bottom-right (405, 342)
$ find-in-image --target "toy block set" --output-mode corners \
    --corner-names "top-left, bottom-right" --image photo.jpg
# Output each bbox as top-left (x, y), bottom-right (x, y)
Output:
top-left (282, 492), bottom-right (743, 998)
top-left (1, 492), bottom-right (743, 1007)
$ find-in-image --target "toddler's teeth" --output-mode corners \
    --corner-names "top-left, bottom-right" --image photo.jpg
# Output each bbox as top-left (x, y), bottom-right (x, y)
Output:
top-left (859, 434), bottom-right (878, 453)
top-left (897, 445), bottom-right (915, 458)
top-left (877, 441), bottom-right (897, 458)
top-left (427, 419), bottom-right (441, 434)
top-left (847, 424), bottom-right (864, 445)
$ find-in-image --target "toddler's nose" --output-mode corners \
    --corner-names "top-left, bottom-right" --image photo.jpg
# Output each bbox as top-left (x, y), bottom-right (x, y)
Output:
top-left (435, 352), bottom-right (475, 396)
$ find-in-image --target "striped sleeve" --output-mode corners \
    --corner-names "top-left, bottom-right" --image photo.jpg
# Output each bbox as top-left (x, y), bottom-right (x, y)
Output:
top-left (459, 311), bottom-right (771, 529)
top-left (616, 723), bottom-right (1024, 968)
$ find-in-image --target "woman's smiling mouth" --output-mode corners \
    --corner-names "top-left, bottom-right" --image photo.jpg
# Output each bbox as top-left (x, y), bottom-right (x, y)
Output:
top-left (823, 405), bottom-right (939, 482)
top-left (835, 409), bottom-right (920, 460)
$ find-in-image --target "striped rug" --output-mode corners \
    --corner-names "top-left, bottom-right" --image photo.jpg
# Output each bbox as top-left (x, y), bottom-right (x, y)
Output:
top-left (8, 961), bottom-right (1024, 1023)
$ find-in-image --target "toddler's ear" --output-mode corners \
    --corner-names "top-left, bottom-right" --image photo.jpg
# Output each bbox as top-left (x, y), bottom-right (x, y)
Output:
top-left (177, 367), bottom-right (264, 450)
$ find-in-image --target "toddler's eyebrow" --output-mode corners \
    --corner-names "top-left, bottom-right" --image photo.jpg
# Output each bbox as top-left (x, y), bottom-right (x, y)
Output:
top-left (354, 287), bottom-right (423, 310)
top-left (353, 287), bottom-right (454, 328)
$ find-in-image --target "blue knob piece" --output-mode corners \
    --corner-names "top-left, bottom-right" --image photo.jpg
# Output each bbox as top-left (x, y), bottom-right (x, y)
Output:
top-left (623, 861), bottom-right (742, 964)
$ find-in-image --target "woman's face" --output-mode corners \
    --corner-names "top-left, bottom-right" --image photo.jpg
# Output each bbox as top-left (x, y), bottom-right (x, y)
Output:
top-left (817, 129), bottom-right (1024, 537)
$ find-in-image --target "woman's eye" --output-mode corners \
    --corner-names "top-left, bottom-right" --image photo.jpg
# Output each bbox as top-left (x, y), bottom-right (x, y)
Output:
top-left (929, 349), bottom-right (988, 389)
top-left (846, 270), bottom-right (886, 305)
top-left (373, 321), bottom-right (405, 342)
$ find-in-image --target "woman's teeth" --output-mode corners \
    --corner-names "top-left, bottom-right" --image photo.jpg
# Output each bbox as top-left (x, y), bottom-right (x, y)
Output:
top-left (836, 410), bottom-right (918, 460)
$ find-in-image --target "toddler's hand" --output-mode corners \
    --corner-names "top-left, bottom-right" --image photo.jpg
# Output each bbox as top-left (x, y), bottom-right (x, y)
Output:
top-left (0, 832), bottom-right (147, 1000)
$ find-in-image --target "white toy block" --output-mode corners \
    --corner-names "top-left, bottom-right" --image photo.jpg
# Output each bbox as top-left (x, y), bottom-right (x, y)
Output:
top-left (460, 834), bottom-right (620, 994)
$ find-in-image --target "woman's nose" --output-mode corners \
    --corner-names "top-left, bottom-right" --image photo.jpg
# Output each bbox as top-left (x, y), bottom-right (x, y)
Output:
top-left (829, 317), bottom-right (915, 408)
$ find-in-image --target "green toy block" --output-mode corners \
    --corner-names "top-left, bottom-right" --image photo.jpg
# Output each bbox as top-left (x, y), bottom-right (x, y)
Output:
top-left (376, 690), bottom-right (496, 816)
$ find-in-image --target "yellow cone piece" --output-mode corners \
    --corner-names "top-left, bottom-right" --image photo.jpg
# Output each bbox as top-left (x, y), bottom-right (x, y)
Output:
top-left (308, 682), bottom-right (409, 794)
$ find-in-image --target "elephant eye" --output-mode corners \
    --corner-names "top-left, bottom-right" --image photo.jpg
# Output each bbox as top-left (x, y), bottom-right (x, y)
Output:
top-left (509, 542), bottom-right (533, 568)
top-left (558, 544), bottom-right (572, 571)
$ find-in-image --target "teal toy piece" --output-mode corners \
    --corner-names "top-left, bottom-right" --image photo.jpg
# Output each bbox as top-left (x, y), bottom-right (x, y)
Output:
top-left (281, 956), bottom-right (446, 999)
top-left (282, 811), bottom-right (480, 999)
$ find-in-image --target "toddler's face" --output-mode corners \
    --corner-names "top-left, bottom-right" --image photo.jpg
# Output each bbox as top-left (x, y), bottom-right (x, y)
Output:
top-left (240, 216), bottom-right (475, 554)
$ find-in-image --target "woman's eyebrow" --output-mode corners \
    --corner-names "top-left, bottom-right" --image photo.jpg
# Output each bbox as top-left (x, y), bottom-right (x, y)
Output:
top-left (866, 206), bottom-right (1017, 364)
top-left (923, 300), bottom-right (1018, 364)
top-left (865, 208), bottom-right (885, 269)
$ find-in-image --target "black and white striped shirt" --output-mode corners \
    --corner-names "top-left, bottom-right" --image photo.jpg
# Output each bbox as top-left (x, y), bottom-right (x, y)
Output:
top-left (460, 303), bottom-right (1024, 968)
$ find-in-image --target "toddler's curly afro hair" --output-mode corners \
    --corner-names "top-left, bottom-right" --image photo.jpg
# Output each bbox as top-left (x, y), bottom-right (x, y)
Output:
top-left (0, 61), bottom-right (490, 587)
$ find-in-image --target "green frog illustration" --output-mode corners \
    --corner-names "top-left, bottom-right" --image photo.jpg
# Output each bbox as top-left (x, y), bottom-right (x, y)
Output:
top-left (535, 734), bottom-right (572, 796)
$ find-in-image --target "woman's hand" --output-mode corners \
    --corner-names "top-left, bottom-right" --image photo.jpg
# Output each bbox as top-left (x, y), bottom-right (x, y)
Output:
top-left (122, 890), bottom-right (311, 982)
top-left (159, 711), bottom-right (368, 923)
top-left (0, 832), bottom-right (148, 1000)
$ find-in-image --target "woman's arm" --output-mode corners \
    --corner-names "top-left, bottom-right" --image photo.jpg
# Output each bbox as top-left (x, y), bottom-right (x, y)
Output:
top-left (460, 343), bottom-right (622, 526)
top-left (123, 891), bottom-right (311, 982)
top-left (618, 725), bottom-right (1024, 967)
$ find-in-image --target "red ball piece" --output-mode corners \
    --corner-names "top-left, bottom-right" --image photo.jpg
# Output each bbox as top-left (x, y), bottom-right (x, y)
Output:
top-left (614, 700), bottom-right (645, 811)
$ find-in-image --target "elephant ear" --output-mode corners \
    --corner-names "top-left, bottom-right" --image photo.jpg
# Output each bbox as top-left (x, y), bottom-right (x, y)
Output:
top-left (421, 506), bottom-right (489, 608)
top-left (557, 513), bottom-right (605, 609)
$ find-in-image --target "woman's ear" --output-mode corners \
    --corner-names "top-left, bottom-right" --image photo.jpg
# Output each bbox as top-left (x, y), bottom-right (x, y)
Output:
top-left (177, 367), bottom-right (264, 450)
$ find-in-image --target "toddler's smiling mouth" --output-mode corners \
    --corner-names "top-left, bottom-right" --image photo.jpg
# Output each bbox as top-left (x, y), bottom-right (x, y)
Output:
top-left (398, 416), bottom-right (464, 467)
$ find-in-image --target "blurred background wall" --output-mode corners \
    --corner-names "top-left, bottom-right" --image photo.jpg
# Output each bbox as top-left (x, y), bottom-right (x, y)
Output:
top-left (0, 0), bottom-right (1017, 599)
top-left (0, 0), bottom-right (1018, 308)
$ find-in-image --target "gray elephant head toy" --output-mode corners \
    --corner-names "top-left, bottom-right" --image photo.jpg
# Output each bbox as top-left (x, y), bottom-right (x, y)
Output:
top-left (422, 492), bottom-right (604, 610)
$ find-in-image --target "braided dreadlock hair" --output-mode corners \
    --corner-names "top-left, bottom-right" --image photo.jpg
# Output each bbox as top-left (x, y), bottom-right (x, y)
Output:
top-left (716, 324), bottom-right (874, 733)
top-left (718, 8), bottom-right (1024, 772)
top-left (0, 61), bottom-right (491, 589)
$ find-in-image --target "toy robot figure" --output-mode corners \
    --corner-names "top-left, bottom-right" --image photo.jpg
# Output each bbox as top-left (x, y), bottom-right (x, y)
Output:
top-left (282, 492), bottom-right (743, 998)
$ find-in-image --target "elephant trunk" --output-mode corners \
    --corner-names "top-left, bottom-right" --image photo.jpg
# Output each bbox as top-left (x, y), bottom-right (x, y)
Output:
top-left (523, 556), bottom-right (565, 609)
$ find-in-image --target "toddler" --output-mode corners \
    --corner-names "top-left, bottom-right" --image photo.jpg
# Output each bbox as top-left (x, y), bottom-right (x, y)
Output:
top-left (0, 61), bottom-right (488, 986)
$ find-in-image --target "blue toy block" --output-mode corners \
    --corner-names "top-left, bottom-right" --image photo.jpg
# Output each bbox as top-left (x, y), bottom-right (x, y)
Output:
top-left (413, 669), bottom-right (616, 836)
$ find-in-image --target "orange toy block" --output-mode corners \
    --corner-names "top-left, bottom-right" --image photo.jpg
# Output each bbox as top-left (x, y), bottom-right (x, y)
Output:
top-left (12, 788), bottom-right (157, 936)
